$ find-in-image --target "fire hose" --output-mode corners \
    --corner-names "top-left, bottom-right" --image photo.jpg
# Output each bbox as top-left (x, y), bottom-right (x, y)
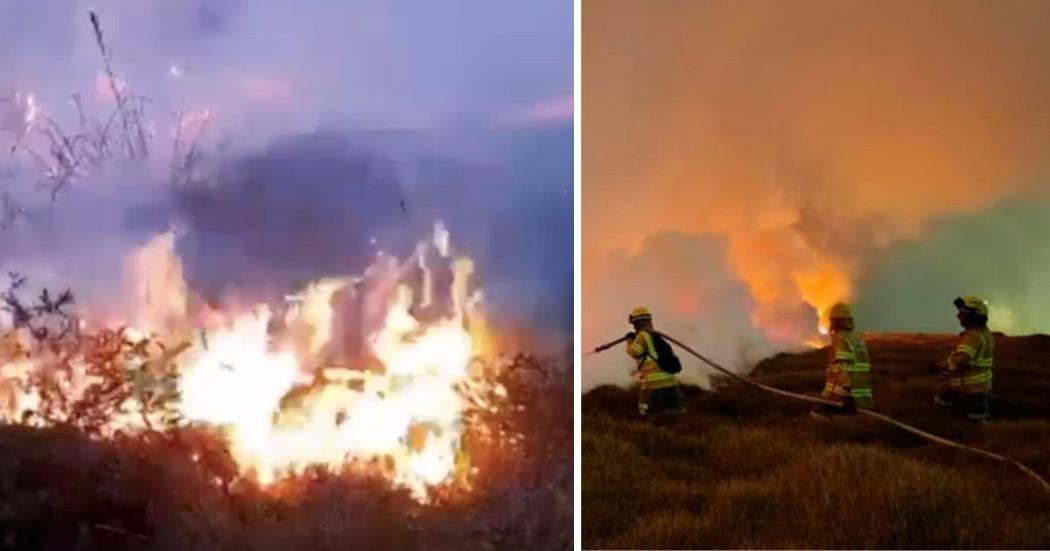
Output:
top-left (587, 331), bottom-right (1050, 493)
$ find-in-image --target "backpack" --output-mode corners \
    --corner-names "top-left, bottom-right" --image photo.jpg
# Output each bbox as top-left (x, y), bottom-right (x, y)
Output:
top-left (648, 332), bottom-right (682, 374)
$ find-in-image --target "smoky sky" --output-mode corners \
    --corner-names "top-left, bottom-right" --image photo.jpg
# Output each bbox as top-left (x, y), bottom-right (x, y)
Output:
top-left (0, 1), bottom-right (573, 346)
top-left (855, 192), bottom-right (1050, 336)
top-left (172, 124), bottom-right (573, 338)
top-left (1, 0), bottom-right (572, 131)
top-left (584, 0), bottom-right (1050, 386)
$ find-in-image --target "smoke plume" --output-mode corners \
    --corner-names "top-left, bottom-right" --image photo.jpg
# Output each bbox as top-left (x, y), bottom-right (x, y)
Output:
top-left (0, 1), bottom-right (572, 349)
top-left (584, 0), bottom-right (1050, 388)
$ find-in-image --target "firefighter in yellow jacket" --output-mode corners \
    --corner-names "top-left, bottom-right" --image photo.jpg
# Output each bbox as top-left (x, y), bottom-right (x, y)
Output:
top-left (935, 296), bottom-right (994, 424)
top-left (812, 302), bottom-right (873, 418)
top-left (625, 307), bottom-right (685, 417)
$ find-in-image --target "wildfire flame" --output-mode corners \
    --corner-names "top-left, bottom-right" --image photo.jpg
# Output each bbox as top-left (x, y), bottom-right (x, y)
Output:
top-left (0, 223), bottom-right (504, 502)
top-left (801, 322), bottom-right (830, 350)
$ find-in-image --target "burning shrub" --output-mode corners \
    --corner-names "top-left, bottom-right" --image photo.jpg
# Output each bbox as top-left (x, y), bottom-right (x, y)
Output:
top-left (0, 223), bottom-right (561, 510)
top-left (1, 275), bottom-right (183, 435)
top-left (0, 349), bottom-right (571, 550)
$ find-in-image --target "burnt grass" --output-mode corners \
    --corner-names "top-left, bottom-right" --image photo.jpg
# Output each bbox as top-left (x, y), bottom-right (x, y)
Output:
top-left (583, 333), bottom-right (1050, 549)
top-left (0, 355), bottom-right (573, 551)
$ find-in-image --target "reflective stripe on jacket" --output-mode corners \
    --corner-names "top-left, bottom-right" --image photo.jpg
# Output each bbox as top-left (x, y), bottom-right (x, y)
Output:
top-left (626, 330), bottom-right (677, 390)
top-left (823, 330), bottom-right (873, 407)
top-left (948, 328), bottom-right (994, 394)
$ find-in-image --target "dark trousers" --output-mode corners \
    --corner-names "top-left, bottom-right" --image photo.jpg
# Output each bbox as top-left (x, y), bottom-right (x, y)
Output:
top-left (638, 385), bottom-right (686, 416)
top-left (937, 388), bottom-right (991, 420)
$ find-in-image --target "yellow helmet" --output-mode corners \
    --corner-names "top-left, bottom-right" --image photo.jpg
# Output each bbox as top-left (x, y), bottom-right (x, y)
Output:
top-left (954, 296), bottom-right (989, 317)
top-left (628, 307), bottom-right (652, 324)
top-left (828, 302), bottom-right (853, 320)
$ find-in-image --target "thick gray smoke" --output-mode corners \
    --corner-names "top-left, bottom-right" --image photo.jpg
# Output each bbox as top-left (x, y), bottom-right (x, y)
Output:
top-left (171, 125), bottom-right (573, 339)
top-left (856, 192), bottom-right (1050, 335)
top-left (0, 1), bottom-right (573, 348)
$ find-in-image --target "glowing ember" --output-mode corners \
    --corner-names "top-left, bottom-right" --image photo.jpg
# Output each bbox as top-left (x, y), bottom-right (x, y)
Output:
top-left (0, 223), bottom-right (503, 502)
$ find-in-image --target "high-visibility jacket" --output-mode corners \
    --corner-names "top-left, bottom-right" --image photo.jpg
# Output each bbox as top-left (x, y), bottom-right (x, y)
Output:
top-left (822, 330), bottom-right (873, 407)
top-left (626, 330), bottom-right (677, 390)
top-left (947, 327), bottom-right (994, 394)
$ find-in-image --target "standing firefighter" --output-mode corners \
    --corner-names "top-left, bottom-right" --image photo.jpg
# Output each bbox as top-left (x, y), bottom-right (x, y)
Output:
top-left (935, 296), bottom-right (994, 424)
top-left (625, 307), bottom-right (686, 418)
top-left (812, 302), bottom-right (873, 418)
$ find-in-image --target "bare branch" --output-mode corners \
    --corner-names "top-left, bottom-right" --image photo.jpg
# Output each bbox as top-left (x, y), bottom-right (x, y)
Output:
top-left (0, 12), bottom-right (180, 219)
top-left (169, 107), bottom-right (211, 190)
top-left (90, 11), bottom-right (144, 159)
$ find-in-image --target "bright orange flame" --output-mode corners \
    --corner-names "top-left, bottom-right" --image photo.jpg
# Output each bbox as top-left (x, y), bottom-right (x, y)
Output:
top-left (0, 223), bottom-right (504, 502)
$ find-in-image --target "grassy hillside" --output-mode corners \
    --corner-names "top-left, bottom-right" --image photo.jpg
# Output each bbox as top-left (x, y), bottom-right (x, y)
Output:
top-left (583, 333), bottom-right (1050, 549)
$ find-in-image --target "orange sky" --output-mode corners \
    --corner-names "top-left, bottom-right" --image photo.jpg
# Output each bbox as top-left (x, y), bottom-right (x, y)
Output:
top-left (583, 0), bottom-right (1050, 386)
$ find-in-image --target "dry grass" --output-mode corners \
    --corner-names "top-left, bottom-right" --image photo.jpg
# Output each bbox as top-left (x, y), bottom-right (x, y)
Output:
top-left (0, 355), bottom-right (572, 550)
top-left (583, 333), bottom-right (1050, 549)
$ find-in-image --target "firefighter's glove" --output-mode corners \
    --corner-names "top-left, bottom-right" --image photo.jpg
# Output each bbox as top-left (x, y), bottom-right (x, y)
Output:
top-left (625, 332), bottom-right (636, 342)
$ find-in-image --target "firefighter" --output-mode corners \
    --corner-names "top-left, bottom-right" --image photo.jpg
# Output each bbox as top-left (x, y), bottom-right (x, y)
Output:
top-left (935, 296), bottom-right (994, 424)
top-left (625, 307), bottom-right (685, 418)
top-left (811, 302), bottom-right (873, 419)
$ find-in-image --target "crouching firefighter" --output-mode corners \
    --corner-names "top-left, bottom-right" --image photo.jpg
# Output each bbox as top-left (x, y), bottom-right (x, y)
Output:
top-left (811, 303), bottom-right (873, 419)
top-left (625, 307), bottom-right (686, 418)
top-left (935, 296), bottom-right (994, 424)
